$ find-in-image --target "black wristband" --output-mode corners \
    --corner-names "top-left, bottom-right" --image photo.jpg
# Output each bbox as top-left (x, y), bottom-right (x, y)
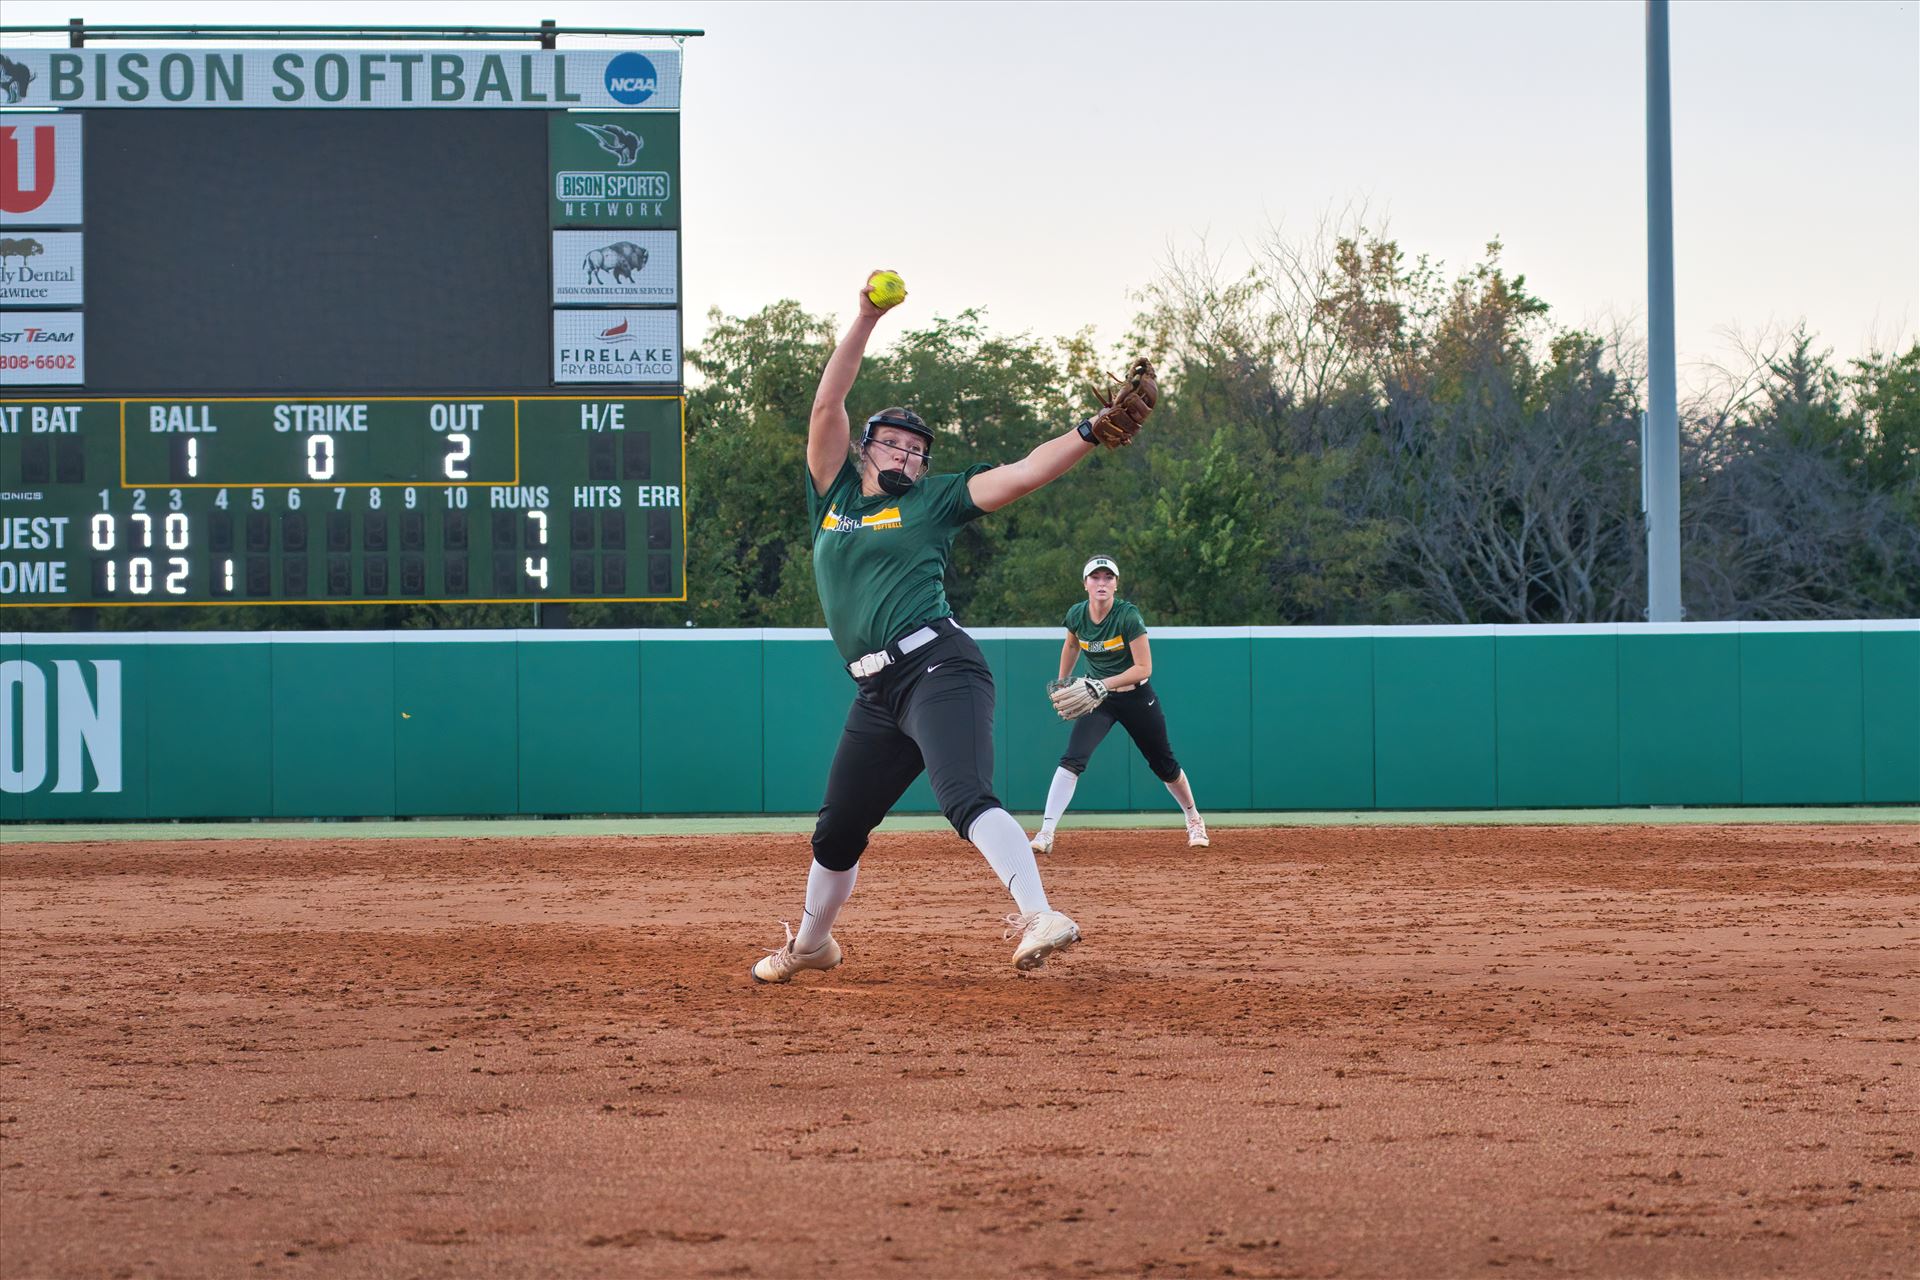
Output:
top-left (1076, 418), bottom-right (1097, 444)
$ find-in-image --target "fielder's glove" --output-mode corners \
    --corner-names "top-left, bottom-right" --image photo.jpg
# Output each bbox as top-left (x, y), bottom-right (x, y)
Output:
top-left (1077, 358), bottom-right (1157, 449)
top-left (1047, 676), bottom-right (1109, 720)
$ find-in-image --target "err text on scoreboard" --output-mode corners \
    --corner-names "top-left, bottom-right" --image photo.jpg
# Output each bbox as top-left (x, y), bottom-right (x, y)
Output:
top-left (0, 395), bottom-right (685, 605)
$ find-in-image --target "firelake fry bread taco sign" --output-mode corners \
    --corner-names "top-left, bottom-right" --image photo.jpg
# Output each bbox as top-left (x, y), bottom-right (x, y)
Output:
top-left (0, 48), bottom-right (683, 110)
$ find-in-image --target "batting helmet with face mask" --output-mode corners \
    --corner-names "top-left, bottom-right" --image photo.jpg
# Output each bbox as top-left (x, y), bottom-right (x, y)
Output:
top-left (860, 408), bottom-right (935, 496)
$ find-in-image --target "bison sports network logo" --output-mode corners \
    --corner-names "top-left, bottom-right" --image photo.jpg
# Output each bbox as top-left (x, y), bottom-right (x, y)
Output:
top-left (602, 52), bottom-right (658, 105)
top-left (576, 121), bottom-right (642, 166)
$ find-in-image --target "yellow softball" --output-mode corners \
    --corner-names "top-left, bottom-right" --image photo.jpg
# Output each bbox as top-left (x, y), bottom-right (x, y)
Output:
top-left (867, 269), bottom-right (907, 309)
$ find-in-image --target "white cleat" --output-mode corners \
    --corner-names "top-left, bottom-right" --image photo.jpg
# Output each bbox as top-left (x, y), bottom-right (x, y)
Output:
top-left (751, 923), bottom-right (843, 984)
top-left (1186, 814), bottom-right (1210, 848)
top-left (1005, 910), bottom-right (1081, 972)
top-left (1029, 829), bottom-right (1054, 855)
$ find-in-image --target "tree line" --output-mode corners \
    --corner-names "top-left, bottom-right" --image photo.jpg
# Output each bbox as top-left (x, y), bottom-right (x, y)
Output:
top-left (24, 225), bottom-right (1917, 631)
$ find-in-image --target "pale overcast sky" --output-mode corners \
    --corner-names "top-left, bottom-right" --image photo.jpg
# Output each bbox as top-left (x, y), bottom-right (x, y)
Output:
top-left (5, 0), bottom-right (1915, 379)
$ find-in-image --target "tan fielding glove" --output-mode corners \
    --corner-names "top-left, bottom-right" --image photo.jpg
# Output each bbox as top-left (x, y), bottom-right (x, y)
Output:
top-left (1047, 676), bottom-right (1110, 720)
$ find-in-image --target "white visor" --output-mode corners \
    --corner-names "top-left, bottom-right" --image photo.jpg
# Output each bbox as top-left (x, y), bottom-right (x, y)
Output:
top-left (1082, 556), bottom-right (1120, 580)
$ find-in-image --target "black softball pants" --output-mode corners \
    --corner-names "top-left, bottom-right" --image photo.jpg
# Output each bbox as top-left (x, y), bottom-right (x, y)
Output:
top-left (811, 621), bottom-right (1003, 871)
top-left (1057, 681), bottom-right (1182, 782)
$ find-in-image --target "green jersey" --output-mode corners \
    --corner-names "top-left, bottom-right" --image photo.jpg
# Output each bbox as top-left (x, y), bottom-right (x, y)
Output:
top-left (1064, 598), bottom-right (1147, 679)
top-left (808, 459), bottom-right (993, 663)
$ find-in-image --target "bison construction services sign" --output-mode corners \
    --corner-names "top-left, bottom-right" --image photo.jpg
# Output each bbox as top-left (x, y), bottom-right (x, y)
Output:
top-left (0, 48), bottom-right (682, 111)
top-left (551, 231), bottom-right (677, 305)
top-left (0, 658), bottom-right (122, 795)
top-left (0, 231), bottom-right (83, 306)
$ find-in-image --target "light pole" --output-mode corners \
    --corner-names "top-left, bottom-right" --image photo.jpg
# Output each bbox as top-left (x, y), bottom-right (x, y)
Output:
top-left (1645, 0), bottom-right (1683, 621)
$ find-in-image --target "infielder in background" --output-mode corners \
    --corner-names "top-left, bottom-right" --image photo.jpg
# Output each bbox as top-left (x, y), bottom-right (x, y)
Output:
top-left (752, 270), bottom-right (1158, 983)
top-left (1030, 555), bottom-right (1209, 853)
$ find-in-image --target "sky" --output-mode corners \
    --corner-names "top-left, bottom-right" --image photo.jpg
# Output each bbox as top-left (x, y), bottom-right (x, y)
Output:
top-left (4, 0), bottom-right (1915, 382)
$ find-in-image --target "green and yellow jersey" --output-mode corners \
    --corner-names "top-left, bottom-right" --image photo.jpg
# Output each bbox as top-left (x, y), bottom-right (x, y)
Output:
top-left (1064, 598), bottom-right (1147, 680)
top-left (808, 458), bottom-right (994, 663)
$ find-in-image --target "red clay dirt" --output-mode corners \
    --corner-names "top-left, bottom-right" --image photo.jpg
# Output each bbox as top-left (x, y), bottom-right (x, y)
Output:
top-left (1, 823), bottom-right (1916, 1279)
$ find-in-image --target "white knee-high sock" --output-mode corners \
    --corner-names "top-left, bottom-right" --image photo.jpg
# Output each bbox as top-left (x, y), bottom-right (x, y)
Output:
top-left (1038, 767), bottom-right (1078, 836)
top-left (793, 860), bottom-right (857, 953)
top-left (1166, 769), bottom-right (1200, 816)
top-left (967, 807), bottom-right (1051, 916)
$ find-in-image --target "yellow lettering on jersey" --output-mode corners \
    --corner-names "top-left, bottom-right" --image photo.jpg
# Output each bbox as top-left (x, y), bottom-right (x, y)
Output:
top-left (822, 504), bottom-right (904, 532)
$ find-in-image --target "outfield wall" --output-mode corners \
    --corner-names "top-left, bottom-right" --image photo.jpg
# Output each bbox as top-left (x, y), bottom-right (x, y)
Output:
top-left (3, 622), bottom-right (1916, 821)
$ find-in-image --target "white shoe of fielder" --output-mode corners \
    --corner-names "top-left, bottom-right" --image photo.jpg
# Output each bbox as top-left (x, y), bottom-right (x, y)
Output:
top-left (1029, 829), bottom-right (1054, 855)
top-left (751, 922), bottom-right (843, 984)
top-left (1186, 814), bottom-right (1210, 847)
top-left (1005, 910), bottom-right (1080, 972)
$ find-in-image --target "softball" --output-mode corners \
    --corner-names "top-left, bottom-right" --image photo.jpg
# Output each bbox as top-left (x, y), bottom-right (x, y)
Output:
top-left (867, 269), bottom-right (907, 309)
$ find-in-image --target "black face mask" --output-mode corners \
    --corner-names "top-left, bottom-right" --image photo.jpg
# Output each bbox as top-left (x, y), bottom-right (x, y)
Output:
top-left (876, 467), bottom-right (917, 496)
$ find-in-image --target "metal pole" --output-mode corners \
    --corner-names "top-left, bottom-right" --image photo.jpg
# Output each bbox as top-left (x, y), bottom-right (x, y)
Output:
top-left (1644, 0), bottom-right (1683, 621)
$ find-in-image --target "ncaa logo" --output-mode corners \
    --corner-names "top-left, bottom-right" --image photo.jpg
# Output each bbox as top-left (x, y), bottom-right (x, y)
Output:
top-left (604, 52), bottom-right (658, 106)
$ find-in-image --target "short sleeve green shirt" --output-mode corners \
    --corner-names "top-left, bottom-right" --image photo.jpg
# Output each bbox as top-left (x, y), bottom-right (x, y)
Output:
top-left (1064, 598), bottom-right (1147, 679)
top-left (808, 459), bottom-right (993, 663)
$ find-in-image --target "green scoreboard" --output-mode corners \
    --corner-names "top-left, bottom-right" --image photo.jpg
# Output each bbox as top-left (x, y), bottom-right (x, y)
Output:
top-left (0, 38), bottom-right (689, 607)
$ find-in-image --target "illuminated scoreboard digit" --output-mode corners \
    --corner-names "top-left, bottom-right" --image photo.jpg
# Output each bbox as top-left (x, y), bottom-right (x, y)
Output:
top-left (0, 396), bottom-right (684, 605)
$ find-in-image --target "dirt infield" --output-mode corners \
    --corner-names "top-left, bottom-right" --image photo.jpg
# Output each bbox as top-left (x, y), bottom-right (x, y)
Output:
top-left (2, 824), bottom-right (1916, 1279)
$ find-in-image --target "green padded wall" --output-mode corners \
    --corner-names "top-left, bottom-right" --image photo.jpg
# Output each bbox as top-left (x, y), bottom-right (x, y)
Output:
top-left (1374, 633), bottom-right (1497, 809)
top-left (1251, 633), bottom-right (1373, 810)
top-left (4, 624), bottom-right (1914, 820)
top-left (1863, 628), bottom-right (1920, 803)
top-left (271, 640), bottom-right (394, 818)
top-left (148, 640), bottom-right (272, 819)
top-left (394, 640), bottom-right (519, 817)
top-left (516, 636), bottom-right (639, 814)
top-left (1740, 629), bottom-right (1864, 804)
top-left (1618, 629), bottom-right (1742, 805)
top-left (1496, 630), bottom-right (1620, 808)
top-left (642, 633), bottom-right (763, 814)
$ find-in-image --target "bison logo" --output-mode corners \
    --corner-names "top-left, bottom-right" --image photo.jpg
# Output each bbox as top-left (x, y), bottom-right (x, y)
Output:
top-left (575, 122), bottom-right (643, 167)
top-left (0, 55), bottom-right (31, 105)
top-left (0, 237), bottom-right (46, 264)
top-left (582, 242), bottom-right (648, 286)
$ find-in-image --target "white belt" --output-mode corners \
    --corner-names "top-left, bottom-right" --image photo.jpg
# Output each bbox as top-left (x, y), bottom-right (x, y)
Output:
top-left (847, 624), bottom-right (940, 679)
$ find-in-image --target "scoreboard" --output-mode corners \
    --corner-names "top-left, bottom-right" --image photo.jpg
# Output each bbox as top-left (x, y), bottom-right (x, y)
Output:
top-left (0, 395), bottom-right (681, 603)
top-left (0, 35), bottom-right (690, 608)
